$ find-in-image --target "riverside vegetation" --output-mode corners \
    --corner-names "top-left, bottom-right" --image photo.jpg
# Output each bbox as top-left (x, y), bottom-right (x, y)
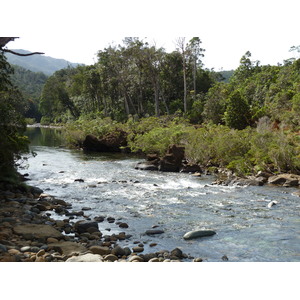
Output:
top-left (1, 38), bottom-right (300, 262)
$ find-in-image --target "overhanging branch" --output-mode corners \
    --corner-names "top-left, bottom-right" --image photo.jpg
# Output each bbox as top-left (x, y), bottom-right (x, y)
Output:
top-left (3, 49), bottom-right (44, 56)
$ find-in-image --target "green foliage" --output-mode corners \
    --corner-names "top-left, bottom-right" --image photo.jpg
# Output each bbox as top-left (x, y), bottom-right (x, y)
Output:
top-left (10, 65), bottom-right (48, 122)
top-left (0, 51), bottom-right (29, 182)
top-left (224, 90), bottom-right (251, 129)
top-left (128, 123), bottom-right (188, 155)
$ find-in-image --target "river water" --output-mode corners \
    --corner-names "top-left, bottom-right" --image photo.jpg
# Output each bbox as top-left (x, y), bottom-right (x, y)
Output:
top-left (21, 127), bottom-right (300, 261)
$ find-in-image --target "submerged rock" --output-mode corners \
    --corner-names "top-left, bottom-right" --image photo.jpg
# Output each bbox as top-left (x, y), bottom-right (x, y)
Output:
top-left (183, 230), bottom-right (216, 240)
top-left (145, 229), bottom-right (164, 235)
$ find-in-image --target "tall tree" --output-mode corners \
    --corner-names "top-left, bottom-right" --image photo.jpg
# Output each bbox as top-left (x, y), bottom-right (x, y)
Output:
top-left (176, 37), bottom-right (188, 113)
top-left (187, 37), bottom-right (205, 101)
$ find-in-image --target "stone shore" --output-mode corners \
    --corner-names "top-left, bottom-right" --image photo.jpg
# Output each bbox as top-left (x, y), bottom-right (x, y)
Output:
top-left (0, 185), bottom-right (203, 262)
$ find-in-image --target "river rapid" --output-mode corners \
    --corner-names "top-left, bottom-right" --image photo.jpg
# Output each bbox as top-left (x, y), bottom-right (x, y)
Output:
top-left (21, 126), bottom-right (300, 262)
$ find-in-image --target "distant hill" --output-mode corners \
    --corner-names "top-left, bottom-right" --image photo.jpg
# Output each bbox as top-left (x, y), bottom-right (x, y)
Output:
top-left (219, 70), bottom-right (234, 82)
top-left (5, 49), bottom-right (83, 75)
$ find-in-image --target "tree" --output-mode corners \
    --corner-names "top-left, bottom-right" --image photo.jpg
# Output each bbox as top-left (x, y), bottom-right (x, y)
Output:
top-left (176, 37), bottom-right (188, 113)
top-left (0, 45), bottom-right (29, 183)
top-left (187, 37), bottom-right (205, 101)
top-left (224, 90), bottom-right (251, 129)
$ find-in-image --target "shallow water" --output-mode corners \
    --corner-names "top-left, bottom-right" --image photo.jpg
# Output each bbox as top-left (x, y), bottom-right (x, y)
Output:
top-left (21, 127), bottom-right (300, 261)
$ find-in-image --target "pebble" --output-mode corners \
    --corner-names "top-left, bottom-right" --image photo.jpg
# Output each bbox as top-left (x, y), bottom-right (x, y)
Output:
top-left (111, 246), bottom-right (126, 257)
top-left (118, 222), bottom-right (129, 228)
top-left (8, 248), bottom-right (21, 255)
top-left (128, 255), bottom-right (144, 262)
top-left (20, 246), bottom-right (31, 252)
top-left (132, 246), bottom-right (144, 253)
top-left (193, 258), bottom-right (203, 262)
top-left (37, 249), bottom-right (46, 257)
top-left (104, 254), bottom-right (118, 262)
top-left (148, 257), bottom-right (160, 262)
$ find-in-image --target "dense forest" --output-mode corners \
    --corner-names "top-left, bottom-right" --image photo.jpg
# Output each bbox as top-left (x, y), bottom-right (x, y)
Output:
top-left (1, 37), bottom-right (300, 183)
top-left (10, 65), bottom-right (48, 122)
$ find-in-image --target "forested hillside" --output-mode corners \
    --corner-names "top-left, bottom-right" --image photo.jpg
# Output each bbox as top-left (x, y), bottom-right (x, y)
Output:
top-left (10, 65), bottom-right (48, 122)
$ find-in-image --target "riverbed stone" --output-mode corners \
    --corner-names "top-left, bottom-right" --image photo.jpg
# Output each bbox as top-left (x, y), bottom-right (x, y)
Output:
top-left (66, 253), bottom-right (103, 262)
top-left (170, 248), bottom-right (183, 258)
top-left (183, 230), bottom-right (216, 240)
top-left (132, 246), bottom-right (144, 253)
top-left (193, 257), bottom-right (203, 262)
top-left (89, 245), bottom-right (111, 256)
top-left (149, 257), bottom-right (160, 262)
top-left (128, 255), bottom-right (144, 262)
top-left (48, 241), bottom-right (87, 256)
top-left (111, 245), bottom-right (126, 257)
top-left (75, 220), bottom-right (99, 234)
top-left (145, 229), bottom-right (164, 235)
top-left (118, 222), bottom-right (129, 228)
top-left (13, 224), bottom-right (63, 240)
top-left (104, 254), bottom-right (118, 262)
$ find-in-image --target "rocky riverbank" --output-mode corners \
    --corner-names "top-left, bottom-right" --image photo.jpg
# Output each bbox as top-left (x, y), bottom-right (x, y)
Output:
top-left (0, 184), bottom-right (204, 262)
top-left (134, 145), bottom-right (300, 189)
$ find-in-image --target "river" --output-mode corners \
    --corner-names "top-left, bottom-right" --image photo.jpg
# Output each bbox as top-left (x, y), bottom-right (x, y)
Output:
top-left (20, 126), bottom-right (300, 262)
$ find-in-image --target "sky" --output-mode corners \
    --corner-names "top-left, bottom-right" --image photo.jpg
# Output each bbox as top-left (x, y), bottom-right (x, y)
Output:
top-left (2, 0), bottom-right (299, 71)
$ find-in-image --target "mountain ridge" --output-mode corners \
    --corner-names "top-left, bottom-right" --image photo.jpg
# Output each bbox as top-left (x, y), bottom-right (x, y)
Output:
top-left (5, 49), bottom-right (83, 75)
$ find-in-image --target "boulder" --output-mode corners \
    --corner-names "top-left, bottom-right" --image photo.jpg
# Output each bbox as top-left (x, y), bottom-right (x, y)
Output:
top-left (268, 174), bottom-right (300, 186)
top-left (83, 130), bottom-right (128, 153)
top-left (75, 221), bottom-right (99, 234)
top-left (66, 253), bottom-right (103, 262)
top-left (13, 224), bottom-right (63, 240)
top-left (47, 241), bottom-right (87, 256)
top-left (159, 145), bottom-right (185, 172)
top-left (183, 230), bottom-right (216, 240)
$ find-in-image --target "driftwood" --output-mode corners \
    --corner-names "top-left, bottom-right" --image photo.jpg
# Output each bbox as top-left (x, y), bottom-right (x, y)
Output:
top-left (0, 37), bottom-right (44, 56)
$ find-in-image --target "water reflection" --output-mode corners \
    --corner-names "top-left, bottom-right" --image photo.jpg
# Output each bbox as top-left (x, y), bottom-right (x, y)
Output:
top-left (25, 126), bottom-right (64, 147)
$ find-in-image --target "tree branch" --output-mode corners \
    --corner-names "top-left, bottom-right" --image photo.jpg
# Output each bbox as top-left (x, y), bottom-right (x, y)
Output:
top-left (3, 49), bottom-right (44, 56)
